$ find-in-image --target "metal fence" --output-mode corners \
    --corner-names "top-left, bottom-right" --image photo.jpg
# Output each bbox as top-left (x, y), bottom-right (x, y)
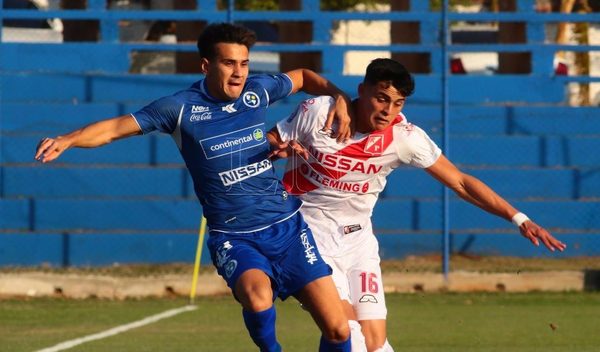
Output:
top-left (1, 0), bottom-right (599, 277)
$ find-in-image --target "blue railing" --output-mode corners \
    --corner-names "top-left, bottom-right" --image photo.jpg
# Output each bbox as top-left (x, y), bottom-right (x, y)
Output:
top-left (1, 0), bottom-right (599, 87)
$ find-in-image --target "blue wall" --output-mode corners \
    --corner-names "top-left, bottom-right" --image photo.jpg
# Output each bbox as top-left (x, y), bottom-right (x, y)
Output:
top-left (1, 0), bottom-right (599, 266)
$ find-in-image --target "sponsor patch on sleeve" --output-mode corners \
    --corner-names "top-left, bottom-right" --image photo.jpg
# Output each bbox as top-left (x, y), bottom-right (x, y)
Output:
top-left (343, 224), bottom-right (362, 234)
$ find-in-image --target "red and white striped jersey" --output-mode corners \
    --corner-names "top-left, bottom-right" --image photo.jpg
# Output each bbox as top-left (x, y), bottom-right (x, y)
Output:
top-left (277, 96), bottom-right (441, 252)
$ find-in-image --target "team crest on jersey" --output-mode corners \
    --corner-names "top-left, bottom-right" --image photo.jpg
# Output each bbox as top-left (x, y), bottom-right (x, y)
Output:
top-left (242, 91), bottom-right (260, 108)
top-left (364, 135), bottom-right (384, 155)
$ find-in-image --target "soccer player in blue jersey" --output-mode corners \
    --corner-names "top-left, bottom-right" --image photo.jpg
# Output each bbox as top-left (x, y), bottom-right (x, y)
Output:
top-left (35, 22), bottom-right (353, 352)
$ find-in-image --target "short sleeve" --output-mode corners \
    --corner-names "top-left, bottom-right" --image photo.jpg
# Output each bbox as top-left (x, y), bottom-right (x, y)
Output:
top-left (277, 96), bottom-right (332, 143)
top-left (131, 96), bottom-right (183, 135)
top-left (405, 124), bottom-right (442, 168)
top-left (251, 73), bottom-right (293, 104)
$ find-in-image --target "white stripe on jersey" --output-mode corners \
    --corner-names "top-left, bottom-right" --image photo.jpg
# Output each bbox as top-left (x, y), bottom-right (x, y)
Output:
top-left (263, 88), bottom-right (270, 106)
top-left (171, 104), bottom-right (184, 150)
top-left (209, 207), bottom-right (302, 234)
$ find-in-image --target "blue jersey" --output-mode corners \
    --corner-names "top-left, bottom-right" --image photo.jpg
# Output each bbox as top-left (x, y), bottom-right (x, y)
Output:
top-left (132, 74), bottom-right (302, 232)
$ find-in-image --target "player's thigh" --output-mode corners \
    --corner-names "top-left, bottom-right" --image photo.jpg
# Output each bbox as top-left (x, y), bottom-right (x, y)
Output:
top-left (274, 215), bottom-right (332, 300)
top-left (324, 256), bottom-right (357, 321)
top-left (294, 275), bottom-right (349, 338)
top-left (322, 255), bottom-right (352, 303)
top-left (347, 241), bottom-right (387, 321)
top-left (207, 234), bottom-right (274, 298)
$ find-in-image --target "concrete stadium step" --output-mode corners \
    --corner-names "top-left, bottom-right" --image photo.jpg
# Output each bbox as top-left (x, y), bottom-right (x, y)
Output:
top-left (0, 102), bottom-right (296, 135)
top-left (1, 102), bottom-right (122, 134)
top-left (4, 101), bottom-right (600, 137)
top-left (3, 165), bottom-right (593, 199)
top-left (0, 71), bottom-right (568, 104)
top-left (431, 135), bottom-right (543, 166)
top-left (376, 232), bottom-right (598, 259)
top-left (1, 73), bottom-right (197, 103)
top-left (2, 166), bottom-right (191, 198)
top-left (2, 135), bottom-right (155, 164)
top-left (372, 199), bottom-right (600, 231)
top-left (3, 197), bottom-right (598, 236)
top-left (1, 230), bottom-right (594, 267)
top-left (9, 133), bottom-right (600, 167)
top-left (32, 199), bottom-right (201, 232)
top-left (579, 169), bottom-right (600, 198)
top-left (1, 197), bottom-right (203, 232)
top-left (381, 168), bottom-right (577, 199)
top-left (0, 232), bottom-right (203, 267)
top-left (0, 198), bottom-right (30, 230)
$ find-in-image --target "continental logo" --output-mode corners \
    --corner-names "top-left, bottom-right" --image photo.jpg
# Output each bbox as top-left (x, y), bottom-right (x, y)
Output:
top-left (199, 124), bottom-right (266, 159)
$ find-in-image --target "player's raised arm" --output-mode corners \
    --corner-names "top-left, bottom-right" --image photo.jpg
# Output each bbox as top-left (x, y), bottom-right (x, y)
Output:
top-left (425, 154), bottom-right (567, 252)
top-left (34, 115), bottom-right (142, 163)
top-left (285, 69), bottom-right (353, 142)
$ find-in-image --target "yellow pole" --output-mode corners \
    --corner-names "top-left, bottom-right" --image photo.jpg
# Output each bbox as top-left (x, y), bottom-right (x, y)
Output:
top-left (189, 216), bottom-right (207, 304)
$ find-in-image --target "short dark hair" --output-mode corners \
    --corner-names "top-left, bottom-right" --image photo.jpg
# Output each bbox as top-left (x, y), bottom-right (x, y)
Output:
top-left (363, 58), bottom-right (415, 97)
top-left (196, 23), bottom-right (257, 59)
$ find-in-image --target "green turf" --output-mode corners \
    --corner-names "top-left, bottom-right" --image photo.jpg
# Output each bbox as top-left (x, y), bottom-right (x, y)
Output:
top-left (1, 292), bottom-right (599, 351)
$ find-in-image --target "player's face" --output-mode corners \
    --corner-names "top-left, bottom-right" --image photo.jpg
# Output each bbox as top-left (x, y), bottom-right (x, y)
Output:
top-left (357, 81), bottom-right (406, 132)
top-left (201, 43), bottom-right (250, 101)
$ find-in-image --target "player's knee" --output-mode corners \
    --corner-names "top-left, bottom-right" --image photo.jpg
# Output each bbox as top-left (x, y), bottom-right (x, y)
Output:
top-left (235, 281), bottom-right (273, 312)
top-left (322, 318), bottom-right (350, 342)
top-left (361, 321), bottom-right (388, 351)
top-left (366, 335), bottom-right (391, 352)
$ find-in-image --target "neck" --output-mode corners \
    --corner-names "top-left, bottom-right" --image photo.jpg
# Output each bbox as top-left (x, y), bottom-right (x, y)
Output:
top-left (351, 99), bottom-right (370, 134)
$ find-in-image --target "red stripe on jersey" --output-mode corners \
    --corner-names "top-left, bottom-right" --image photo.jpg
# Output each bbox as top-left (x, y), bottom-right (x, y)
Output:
top-left (335, 115), bottom-right (403, 160)
top-left (307, 161), bottom-right (346, 180)
top-left (282, 163), bottom-right (319, 195)
top-left (282, 115), bottom-right (403, 193)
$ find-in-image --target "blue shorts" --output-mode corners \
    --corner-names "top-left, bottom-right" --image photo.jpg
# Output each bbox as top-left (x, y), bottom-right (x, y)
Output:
top-left (207, 211), bottom-right (332, 301)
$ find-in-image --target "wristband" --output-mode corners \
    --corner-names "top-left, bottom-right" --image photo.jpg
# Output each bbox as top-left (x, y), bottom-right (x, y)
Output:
top-left (511, 212), bottom-right (530, 227)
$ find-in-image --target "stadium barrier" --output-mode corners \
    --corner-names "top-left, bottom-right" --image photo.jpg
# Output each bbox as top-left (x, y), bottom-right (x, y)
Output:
top-left (1, 0), bottom-right (599, 272)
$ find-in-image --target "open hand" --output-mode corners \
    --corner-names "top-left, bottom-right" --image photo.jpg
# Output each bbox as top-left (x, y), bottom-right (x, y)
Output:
top-left (323, 94), bottom-right (353, 143)
top-left (520, 220), bottom-right (567, 252)
top-left (35, 137), bottom-right (67, 163)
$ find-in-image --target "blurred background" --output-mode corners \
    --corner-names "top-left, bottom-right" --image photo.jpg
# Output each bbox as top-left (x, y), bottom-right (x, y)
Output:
top-left (1, 0), bottom-right (599, 287)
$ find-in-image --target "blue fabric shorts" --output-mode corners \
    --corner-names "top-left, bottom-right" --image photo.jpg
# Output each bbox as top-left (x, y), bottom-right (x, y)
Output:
top-left (207, 211), bottom-right (332, 300)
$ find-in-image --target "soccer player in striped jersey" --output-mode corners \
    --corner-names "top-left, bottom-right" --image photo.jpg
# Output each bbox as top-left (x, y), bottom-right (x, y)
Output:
top-left (268, 58), bottom-right (566, 352)
top-left (35, 22), bottom-right (355, 352)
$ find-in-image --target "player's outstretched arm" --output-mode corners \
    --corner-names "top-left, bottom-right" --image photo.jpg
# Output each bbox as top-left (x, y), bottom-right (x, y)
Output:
top-left (266, 128), bottom-right (308, 161)
top-left (425, 155), bottom-right (567, 252)
top-left (35, 115), bottom-right (142, 163)
top-left (285, 69), bottom-right (353, 142)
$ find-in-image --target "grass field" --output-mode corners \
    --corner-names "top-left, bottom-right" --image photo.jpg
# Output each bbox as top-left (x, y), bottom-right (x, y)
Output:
top-left (1, 292), bottom-right (599, 352)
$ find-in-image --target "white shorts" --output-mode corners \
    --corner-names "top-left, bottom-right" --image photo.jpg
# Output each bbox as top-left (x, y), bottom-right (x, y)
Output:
top-left (319, 222), bottom-right (387, 321)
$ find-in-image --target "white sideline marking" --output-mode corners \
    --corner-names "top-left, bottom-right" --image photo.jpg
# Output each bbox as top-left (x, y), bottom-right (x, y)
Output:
top-left (35, 305), bottom-right (198, 352)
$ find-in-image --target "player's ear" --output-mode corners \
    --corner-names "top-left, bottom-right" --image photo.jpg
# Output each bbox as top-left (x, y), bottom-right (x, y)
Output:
top-left (200, 57), bottom-right (210, 74)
